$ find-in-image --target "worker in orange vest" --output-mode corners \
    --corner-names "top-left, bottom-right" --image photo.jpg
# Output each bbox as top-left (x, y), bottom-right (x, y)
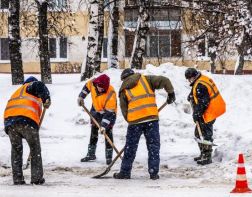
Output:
top-left (78, 74), bottom-right (117, 165)
top-left (4, 76), bottom-right (51, 185)
top-left (113, 68), bottom-right (175, 180)
top-left (185, 68), bottom-right (226, 165)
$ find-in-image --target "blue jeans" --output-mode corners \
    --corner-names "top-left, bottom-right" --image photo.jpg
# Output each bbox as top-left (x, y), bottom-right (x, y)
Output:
top-left (120, 120), bottom-right (160, 176)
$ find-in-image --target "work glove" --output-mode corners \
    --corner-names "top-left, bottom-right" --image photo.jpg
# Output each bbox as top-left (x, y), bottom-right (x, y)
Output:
top-left (77, 97), bottom-right (84, 106)
top-left (167, 92), bottom-right (176, 104)
top-left (43, 99), bottom-right (51, 109)
top-left (187, 93), bottom-right (193, 102)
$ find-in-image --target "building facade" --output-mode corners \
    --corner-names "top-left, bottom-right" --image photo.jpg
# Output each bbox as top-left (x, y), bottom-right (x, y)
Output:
top-left (0, 0), bottom-right (250, 73)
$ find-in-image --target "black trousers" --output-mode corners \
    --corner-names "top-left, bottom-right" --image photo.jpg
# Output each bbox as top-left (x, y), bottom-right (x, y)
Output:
top-left (6, 123), bottom-right (43, 183)
top-left (89, 125), bottom-right (113, 154)
top-left (194, 118), bottom-right (215, 142)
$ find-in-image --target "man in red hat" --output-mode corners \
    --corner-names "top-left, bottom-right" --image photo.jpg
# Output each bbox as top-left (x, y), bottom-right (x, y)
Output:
top-left (77, 74), bottom-right (117, 165)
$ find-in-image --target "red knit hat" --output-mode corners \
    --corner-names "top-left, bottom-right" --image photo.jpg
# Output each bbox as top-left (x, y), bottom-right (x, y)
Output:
top-left (93, 74), bottom-right (110, 92)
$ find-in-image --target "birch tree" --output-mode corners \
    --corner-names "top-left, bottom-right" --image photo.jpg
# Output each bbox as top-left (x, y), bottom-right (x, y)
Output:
top-left (80, 0), bottom-right (100, 81)
top-left (107, 0), bottom-right (119, 68)
top-left (95, 0), bottom-right (105, 72)
top-left (9, 0), bottom-right (24, 85)
top-left (130, 0), bottom-right (150, 69)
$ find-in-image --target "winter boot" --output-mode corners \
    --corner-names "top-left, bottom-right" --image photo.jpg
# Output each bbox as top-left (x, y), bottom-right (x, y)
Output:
top-left (150, 174), bottom-right (159, 180)
top-left (197, 145), bottom-right (212, 165)
top-left (14, 180), bottom-right (26, 185)
top-left (105, 148), bottom-right (113, 165)
top-left (113, 172), bottom-right (131, 179)
top-left (31, 178), bottom-right (45, 185)
top-left (80, 145), bottom-right (97, 162)
top-left (194, 143), bottom-right (203, 161)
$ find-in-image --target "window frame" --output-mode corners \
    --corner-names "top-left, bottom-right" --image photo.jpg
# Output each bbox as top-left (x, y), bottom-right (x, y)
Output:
top-left (0, 37), bottom-right (10, 63)
top-left (124, 7), bottom-right (182, 58)
top-left (101, 37), bottom-right (108, 62)
top-left (0, 0), bottom-right (9, 11)
top-left (125, 29), bottom-right (181, 58)
top-left (49, 37), bottom-right (68, 62)
top-left (147, 30), bottom-right (171, 58)
top-left (197, 36), bottom-right (215, 60)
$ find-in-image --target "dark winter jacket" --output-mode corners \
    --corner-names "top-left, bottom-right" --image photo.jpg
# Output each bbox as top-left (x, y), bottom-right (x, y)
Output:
top-left (4, 81), bottom-right (51, 131)
top-left (188, 74), bottom-right (210, 122)
top-left (119, 73), bottom-right (174, 124)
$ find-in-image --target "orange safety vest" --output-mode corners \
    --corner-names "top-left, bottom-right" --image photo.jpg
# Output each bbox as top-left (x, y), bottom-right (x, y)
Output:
top-left (193, 75), bottom-right (226, 123)
top-left (4, 83), bottom-right (43, 125)
top-left (125, 75), bottom-right (158, 122)
top-left (86, 80), bottom-right (117, 113)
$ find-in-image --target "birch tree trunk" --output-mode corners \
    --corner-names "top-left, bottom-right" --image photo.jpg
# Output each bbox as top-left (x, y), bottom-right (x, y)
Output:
top-left (235, 1), bottom-right (252, 75)
top-left (210, 53), bottom-right (216, 74)
top-left (80, 0), bottom-right (99, 81)
top-left (234, 28), bottom-right (250, 75)
top-left (36, 0), bottom-right (52, 84)
top-left (9, 0), bottom-right (24, 85)
top-left (108, 0), bottom-right (119, 68)
top-left (95, 0), bottom-right (105, 71)
top-left (130, 1), bottom-right (150, 69)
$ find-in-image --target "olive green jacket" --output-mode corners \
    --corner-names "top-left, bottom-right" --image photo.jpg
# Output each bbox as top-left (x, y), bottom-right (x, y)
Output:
top-left (119, 73), bottom-right (174, 124)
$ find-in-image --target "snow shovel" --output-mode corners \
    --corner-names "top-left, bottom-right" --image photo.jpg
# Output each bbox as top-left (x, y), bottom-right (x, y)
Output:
top-left (81, 104), bottom-right (122, 159)
top-left (92, 101), bottom-right (168, 179)
top-left (23, 108), bottom-right (47, 170)
top-left (190, 101), bottom-right (217, 146)
top-left (93, 147), bottom-right (125, 178)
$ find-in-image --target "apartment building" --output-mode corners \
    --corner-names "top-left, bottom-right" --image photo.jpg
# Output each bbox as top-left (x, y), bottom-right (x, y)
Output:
top-left (0, 0), bottom-right (249, 73)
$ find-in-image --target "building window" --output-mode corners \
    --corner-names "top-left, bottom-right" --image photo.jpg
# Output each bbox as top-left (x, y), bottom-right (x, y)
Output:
top-left (102, 38), bottom-right (108, 59)
top-left (49, 0), bottom-right (67, 10)
top-left (198, 36), bottom-right (216, 57)
top-left (125, 30), bottom-right (181, 58)
top-left (0, 0), bottom-right (9, 9)
top-left (149, 32), bottom-right (170, 57)
top-left (0, 38), bottom-right (10, 60)
top-left (49, 37), bottom-right (67, 60)
top-left (124, 7), bottom-right (181, 58)
top-left (125, 34), bottom-right (135, 57)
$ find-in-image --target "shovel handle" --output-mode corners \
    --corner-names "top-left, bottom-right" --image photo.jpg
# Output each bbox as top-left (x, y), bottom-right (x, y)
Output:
top-left (158, 102), bottom-right (168, 112)
top-left (81, 104), bottom-right (122, 159)
top-left (195, 121), bottom-right (204, 141)
top-left (189, 101), bottom-right (205, 140)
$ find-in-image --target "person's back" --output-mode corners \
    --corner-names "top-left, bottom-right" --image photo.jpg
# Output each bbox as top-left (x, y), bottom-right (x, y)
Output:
top-left (114, 69), bottom-right (175, 180)
top-left (4, 76), bottom-right (51, 185)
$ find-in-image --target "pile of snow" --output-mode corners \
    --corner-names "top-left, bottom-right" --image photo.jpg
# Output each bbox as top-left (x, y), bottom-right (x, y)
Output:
top-left (1, 63), bottom-right (252, 196)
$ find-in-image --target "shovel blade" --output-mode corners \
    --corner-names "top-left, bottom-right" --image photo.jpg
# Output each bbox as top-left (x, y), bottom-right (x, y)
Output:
top-left (194, 137), bottom-right (217, 146)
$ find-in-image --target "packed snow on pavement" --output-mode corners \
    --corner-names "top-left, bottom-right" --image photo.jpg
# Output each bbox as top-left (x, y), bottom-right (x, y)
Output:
top-left (1, 63), bottom-right (252, 197)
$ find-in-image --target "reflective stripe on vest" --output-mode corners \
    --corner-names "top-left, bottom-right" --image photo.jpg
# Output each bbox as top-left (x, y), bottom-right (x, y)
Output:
top-left (193, 75), bottom-right (226, 123)
top-left (4, 83), bottom-right (43, 125)
top-left (86, 80), bottom-right (117, 113)
top-left (125, 75), bottom-right (158, 122)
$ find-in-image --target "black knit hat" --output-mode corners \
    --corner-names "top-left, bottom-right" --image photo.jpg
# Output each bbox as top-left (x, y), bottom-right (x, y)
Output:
top-left (185, 68), bottom-right (199, 79)
top-left (121, 68), bottom-right (135, 80)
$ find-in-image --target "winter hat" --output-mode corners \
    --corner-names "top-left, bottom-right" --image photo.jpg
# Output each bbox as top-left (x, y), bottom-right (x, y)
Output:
top-left (185, 68), bottom-right (199, 79)
top-left (121, 68), bottom-right (135, 80)
top-left (93, 74), bottom-right (110, 92)
top-left (23, 76), bottom-right (38, 84)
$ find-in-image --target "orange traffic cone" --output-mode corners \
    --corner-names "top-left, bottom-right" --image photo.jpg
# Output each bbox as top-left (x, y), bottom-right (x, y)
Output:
top-left (231, 154), bottom-right (252, 193)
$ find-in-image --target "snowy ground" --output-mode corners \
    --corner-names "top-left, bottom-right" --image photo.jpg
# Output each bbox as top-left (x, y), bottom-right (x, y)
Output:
top-left (1, 63), bottom-right (252, 196)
